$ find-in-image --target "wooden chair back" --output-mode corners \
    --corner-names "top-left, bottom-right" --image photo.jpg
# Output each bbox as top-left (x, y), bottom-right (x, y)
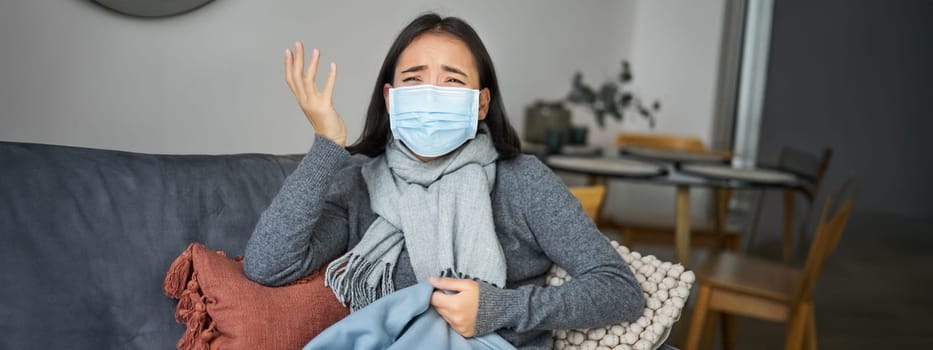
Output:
top-left (778, 147), bottom-right (833, 201)
top-left (569, 185), bottom-right (607, 221)
top-left (746, 147), bottom-right (834, 261)
top-left (616, 132), bottom-right (709, 153)
top-left (795, 179), bottom-right (856, 303)
top-left (684, 180), bottom-right (856, 350)
top-left (813, 149), bottom-right (833, 186)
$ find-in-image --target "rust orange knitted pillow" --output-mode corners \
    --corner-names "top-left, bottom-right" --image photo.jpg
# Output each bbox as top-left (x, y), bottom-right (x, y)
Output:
top-left (163, 243), bottom-right (349, 350)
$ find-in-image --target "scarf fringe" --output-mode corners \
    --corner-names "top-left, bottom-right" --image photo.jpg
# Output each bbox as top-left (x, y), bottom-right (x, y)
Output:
top-left (326, 254), bottom-right (507, 312)
top-left (326, 253), bottom-right (395, 311)
top-left (440, 268), bottom-right (502, 288)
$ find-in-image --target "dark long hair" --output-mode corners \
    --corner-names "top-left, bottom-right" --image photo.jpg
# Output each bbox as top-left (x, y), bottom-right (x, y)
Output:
top-left (345, 13), bottom-right (522, 159)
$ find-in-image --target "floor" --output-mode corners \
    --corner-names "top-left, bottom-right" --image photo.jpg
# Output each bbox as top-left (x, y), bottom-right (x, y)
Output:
top-left (603, 211), bottom-right (933, 349)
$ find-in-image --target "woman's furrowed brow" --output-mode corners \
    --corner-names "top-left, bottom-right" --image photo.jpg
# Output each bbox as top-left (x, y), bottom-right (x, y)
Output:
top-left (442, 65), bottom-right (468, 77)
top-left (400, 65), bottom-right (427, 74)
top-left (400, 65), bottom-right (467, 77)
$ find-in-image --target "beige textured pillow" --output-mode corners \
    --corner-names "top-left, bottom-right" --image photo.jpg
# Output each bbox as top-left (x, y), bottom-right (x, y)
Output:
top-left (547, 240), bottom-right (694, 350)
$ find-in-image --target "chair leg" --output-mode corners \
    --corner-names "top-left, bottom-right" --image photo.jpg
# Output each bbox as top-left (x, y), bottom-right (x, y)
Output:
top-left (675, 185), bottom-right (692, 266)
top-left (587, 175), bottom-right (609, 187)
top-left (782, 190), bottom-right (795, 262)
top-left (721, 313), bottom-right (736, 350)
top-left (727, 234), bottom-right (742, 251)
top-left (621, 228), bottom-right (636, 248)
top-left (785, 302), bottom-right (811, 350)
top-left (805, 308), bottom-right (818, 350)
top-left (714, 188), bottom-right (732, 252)
top-left (702, 312), bottom-right (719, 350)
top-left (685, 285), bottom-right (712, 350)
top-left (744, 190), bottom-right (766, 252)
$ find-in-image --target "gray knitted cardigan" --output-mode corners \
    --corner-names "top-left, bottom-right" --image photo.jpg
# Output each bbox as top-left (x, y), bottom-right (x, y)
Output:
top-left (243, 136), bottom-right (645, 349)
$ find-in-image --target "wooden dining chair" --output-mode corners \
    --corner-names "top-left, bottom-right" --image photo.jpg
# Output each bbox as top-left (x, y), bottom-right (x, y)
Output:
top-left (605, 132), bottom-right (740, 251)
top-left (684, 179), bottom-right (855, 350)
top-left (746, 147), bottom-right (833, 262)
top-left (569, 185), bottom-right (607, 221)
top-left (616, 132), bottom-right (732, 158)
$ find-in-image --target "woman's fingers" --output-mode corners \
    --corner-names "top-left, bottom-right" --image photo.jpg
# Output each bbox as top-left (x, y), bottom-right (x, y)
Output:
top-left (431, 292), bottom-right (462, 325)
top-left (284, 49), bottom-right (298, 97)
top-left (429, 277), bottom-right (478, 338)
top-left (305, 48), bottom-right (320, 93)
top-left (290, 42), bottom-right (328, 97)
top-left (293, 41), bottom-right (304, 79)
top-left (284, 49), bottom-right (292, 81)
top-left (322, 62), bottom-right (337, 98)
top-left (430, 290), bottom-right (455, 308)
top-left (281, 42), bottom-right (345, 144)
top-left (429, 276), bottom-right (472, 292)
top-left (431, 291), bottom-right (474, 338)
top-left (292, 42), bottom-right (307, 99)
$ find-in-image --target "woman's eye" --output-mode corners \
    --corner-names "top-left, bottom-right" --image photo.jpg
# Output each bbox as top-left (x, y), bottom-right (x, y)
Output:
top-left (446, 78), bottom-right (465, 84)
top-left (402, 76), bottom-right (421, 82)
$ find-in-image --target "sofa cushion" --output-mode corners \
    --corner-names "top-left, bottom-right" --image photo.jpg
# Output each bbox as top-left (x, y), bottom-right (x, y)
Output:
top-left (164, 243), bottom-right (349, 350)
top-left (0, 141), bottom-right (302, 349)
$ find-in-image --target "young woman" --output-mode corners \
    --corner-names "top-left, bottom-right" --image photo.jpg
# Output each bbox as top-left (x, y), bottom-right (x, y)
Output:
top-left (244, 13), bottom-right (644, 349)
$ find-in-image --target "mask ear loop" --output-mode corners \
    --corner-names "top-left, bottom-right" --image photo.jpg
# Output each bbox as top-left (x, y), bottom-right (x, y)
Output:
top-left (477, 121), bottom-right (490, 134)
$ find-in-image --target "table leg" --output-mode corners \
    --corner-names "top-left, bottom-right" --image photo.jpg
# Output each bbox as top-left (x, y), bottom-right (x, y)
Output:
top-left (587, 175), bottom-right (609, 187)
top-left (783, 189), bottom-right (795, 262)
top-left (676, 185), bottom-right (691, 266)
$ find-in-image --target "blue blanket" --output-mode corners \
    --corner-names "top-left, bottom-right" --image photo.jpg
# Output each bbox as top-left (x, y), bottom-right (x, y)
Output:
top-left (304, 282), bottom-right (516, 350)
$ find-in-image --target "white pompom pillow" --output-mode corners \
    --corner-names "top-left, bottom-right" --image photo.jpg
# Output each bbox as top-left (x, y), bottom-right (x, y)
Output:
top-left (547, 240), bottom-right (694, 350)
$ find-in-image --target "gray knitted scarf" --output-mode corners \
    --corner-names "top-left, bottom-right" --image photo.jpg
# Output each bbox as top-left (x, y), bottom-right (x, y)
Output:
top-left (325, 131), bottom-right (507, 311)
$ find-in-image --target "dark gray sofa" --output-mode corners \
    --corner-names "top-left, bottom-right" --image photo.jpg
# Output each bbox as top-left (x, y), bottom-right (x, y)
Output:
top-left (0, 141), bottom-right (303, 349)
top-left (0, 140), bottom-right (683, 350)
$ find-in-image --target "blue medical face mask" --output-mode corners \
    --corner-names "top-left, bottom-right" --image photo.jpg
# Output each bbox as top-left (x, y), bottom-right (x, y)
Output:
top-left (388, 85), bottom-right (480, 158)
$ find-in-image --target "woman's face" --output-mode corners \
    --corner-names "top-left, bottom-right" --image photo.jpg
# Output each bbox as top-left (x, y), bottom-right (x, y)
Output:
top-left (384, 32), bottom-right (491, 120)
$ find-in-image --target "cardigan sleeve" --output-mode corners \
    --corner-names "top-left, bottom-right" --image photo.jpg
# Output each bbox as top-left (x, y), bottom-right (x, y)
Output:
top-left (243, 135), bottom-right (354, 286)
top-left (473, 156), bottom-right (644, 336)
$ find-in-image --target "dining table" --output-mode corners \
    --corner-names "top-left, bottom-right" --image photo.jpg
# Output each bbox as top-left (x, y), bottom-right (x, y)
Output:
top-left (542, 146), bottom-right (811, 267)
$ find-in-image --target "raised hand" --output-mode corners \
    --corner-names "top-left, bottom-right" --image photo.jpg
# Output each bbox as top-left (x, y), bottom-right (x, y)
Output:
top-left (284, 41), bottom-right (347, 146)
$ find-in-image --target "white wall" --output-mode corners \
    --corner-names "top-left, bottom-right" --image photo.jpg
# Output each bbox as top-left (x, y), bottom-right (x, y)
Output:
top-left (0, 0), bottom-right (726, 223)
top-left (587, 0), bottom-right (728, 223)
top-left (0, 0), bottom-right (636, 155)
